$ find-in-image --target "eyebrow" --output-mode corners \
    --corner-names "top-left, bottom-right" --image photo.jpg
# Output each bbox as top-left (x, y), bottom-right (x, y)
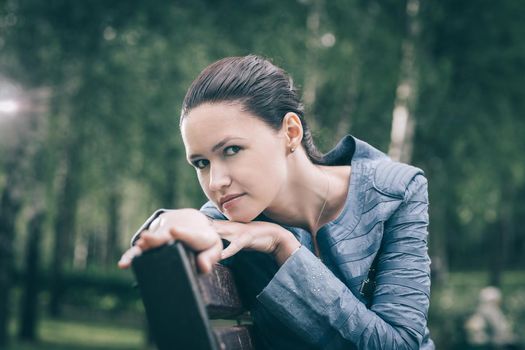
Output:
top-left (188, 136), bottom-right (247, 161)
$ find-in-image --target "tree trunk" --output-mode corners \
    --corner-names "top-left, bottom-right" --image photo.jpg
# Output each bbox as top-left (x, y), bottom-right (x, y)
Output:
top-left (105, 189), bottom-right (121, 267)
top-left (335, 2), bottom-right (376, 140)
top-left (0, 187), bottom-right (21, 347)
top-left (489, 180), bottom-right (513, 287)
top-left (303, 0), bottom-right (324, 124)
top-left (388, 0), bottom-right (421, 163)
top-left (49, 154), bottom-right (79, 317)
top-left (18, 211), bottom-right (46, 341)
top-left (429, 190), bottom-right (450, 286)
top-left (163, 145), bottom-right (179, 208)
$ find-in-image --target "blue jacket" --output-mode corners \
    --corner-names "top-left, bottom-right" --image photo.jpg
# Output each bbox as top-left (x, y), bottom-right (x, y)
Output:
top-left (131, 135), bottom-right (434, 349)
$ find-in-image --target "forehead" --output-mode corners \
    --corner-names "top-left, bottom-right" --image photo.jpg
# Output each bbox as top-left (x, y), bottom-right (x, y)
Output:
top-left (181, 102), bottom-right (277, 153)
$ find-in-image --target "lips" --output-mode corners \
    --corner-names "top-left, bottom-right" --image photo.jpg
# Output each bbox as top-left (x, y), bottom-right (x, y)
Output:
top-left (219, 193), bottom-right (245, 210)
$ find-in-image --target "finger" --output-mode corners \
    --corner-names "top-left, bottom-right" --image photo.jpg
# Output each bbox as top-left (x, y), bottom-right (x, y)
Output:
top-left (211, 219), bottom-right (239, 234)
top-left (221, 241), bottom-right (243, 260)
top-left (221, 228), bottom-right (254, 259)
top-left (169, 225), bottom-right (218, 252)
top-left (210, 219), bottom-right (225, 231)
top-left (138, 230), bottom-right (173, 249)
top-left (212, 220), bottom-right (241, 242)
top-left (196, 240), bottom-right (223, 274)
top-left (118, 246), bottom-right (142, 269)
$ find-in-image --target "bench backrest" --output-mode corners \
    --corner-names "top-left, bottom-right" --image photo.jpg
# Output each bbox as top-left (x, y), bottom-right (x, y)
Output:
top-left (132, 242), bottom-right (254, 350)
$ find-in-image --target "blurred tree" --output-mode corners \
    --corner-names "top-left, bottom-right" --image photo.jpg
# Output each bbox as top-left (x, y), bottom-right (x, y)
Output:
top-left (388, 0), bottom-right (420, 163)
top-left (18, 211), bottom-right (46, 341)
top-left (330, 0), bottom-right (375, 141)
top-left (302, 0), bottom-right (324, 122)
top-left (0, 1), bottom-right (524, 348)
top-left (416, 0), bottom-right (525, 275)
top-left (317, 0), bottom-right (405, 149)
top-left (49, 135), bottom-right (82, 316)
top-left (0, 150), bottom-right (23, 347)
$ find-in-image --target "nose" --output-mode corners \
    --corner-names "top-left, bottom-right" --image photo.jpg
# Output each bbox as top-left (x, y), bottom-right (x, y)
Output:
top-left (208, 164), bottom-right (231, 192)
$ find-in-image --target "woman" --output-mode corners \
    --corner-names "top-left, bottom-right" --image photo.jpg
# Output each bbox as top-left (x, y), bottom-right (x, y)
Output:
top-left (119, 55), bottom-right (434, 349)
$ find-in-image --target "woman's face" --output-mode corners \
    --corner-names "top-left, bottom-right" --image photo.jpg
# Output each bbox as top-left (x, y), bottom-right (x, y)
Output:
top-left (181, 102), bottom-right (288, 222)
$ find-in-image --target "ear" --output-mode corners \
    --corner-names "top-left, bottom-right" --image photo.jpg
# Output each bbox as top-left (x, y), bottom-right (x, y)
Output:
top-left (282, 112), bottom-right (303, 151)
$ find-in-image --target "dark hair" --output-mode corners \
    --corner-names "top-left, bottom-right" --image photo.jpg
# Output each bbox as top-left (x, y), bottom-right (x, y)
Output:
top-left (181, 55), bottom-right (324, 164)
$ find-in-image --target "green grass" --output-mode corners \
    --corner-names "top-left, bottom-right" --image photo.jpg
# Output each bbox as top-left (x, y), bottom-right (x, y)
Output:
top-left (8, 317), bottom-right (148, 350)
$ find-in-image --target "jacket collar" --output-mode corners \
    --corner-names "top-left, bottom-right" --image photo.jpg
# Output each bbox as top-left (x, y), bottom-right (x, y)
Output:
top-left (323, 135), bottom-right (389, 166)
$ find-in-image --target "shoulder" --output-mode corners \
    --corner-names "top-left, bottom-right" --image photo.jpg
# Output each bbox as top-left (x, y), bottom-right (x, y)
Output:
top-left (370, 159), bottom-right (426, 199)
top-left (349, 136), bottom-right (426, 199)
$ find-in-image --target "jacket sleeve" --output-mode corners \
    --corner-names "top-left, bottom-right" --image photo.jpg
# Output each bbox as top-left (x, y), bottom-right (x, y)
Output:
top-left (256, 174), bottom-right (431, 349)
top-left (129, 208), bottom-right (167, 246)
top-left (199, 201), bottom-right (227, 221)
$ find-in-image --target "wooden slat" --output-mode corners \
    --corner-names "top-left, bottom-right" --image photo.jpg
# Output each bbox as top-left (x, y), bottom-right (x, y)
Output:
top-left (132, 241), bottom-right (255, 350)
top-left (198, 263), bottom-right (245, 318)
top-left (213, 326), bottom-right (254, 350)
top-left (132, 243), bottom-right (218, 350)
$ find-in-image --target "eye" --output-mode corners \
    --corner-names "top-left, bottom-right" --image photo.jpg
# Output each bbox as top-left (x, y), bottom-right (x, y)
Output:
top-left (224, 145), bottom-right (241, 156)
top-left (192, 159), bottom-right (209, 169)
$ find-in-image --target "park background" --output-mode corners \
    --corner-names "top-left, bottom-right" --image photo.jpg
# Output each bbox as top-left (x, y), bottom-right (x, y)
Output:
top-left (0, 0), bottom-right (524, 349)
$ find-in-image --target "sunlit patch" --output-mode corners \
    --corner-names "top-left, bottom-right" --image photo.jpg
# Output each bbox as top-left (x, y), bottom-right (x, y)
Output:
top-left (0, 99), bottom-right (19, 115)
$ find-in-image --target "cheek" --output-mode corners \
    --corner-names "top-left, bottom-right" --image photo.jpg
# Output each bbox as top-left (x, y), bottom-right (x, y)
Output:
top-left (197, 173), bottom-right (212, 197)
top-left (194, 152), bottom-right (286, 205)
top-left (245, 157), bottom-right (287, 196)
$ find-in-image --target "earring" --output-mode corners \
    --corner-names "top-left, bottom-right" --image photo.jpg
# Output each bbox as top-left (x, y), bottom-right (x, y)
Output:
top-left (291, 148), bottom-right (295, 153)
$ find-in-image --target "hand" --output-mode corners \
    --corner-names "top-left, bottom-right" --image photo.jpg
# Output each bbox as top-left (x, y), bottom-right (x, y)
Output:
top-left (118, 209), bottom-right (223, 273)
top-left (212, 220), bottom-right (301, 265)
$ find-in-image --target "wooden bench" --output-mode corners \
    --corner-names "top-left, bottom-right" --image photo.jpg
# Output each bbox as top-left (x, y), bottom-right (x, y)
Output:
top-left (132, 242), bottom-right (255, 350)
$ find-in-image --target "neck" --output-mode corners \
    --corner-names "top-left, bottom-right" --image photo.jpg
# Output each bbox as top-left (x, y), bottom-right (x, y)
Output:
top-left (263, 150), bottom-right (335, 233)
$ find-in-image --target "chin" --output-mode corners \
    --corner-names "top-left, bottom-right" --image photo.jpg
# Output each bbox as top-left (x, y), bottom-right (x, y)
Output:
top-left (222, 209), bottom-right (261, 223)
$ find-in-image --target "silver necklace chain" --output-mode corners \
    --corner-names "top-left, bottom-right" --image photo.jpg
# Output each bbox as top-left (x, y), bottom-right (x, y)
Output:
top-left (314, 166), bottom-right (330, 230)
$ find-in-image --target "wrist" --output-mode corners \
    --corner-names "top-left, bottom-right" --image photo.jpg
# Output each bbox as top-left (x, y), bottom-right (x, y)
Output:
top-left (273, 229), bottom-right (301, 266)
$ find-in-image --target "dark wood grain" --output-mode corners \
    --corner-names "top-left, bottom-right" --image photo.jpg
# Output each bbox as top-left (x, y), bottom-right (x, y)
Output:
top-left (213, 326), bottom-right (254, 350)
top-left (132, 242), bottom-right (255, 350)
top-left (198, 263), bottom-right (245, 318)
top-left (132, 243), bottom-right (218, 350)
